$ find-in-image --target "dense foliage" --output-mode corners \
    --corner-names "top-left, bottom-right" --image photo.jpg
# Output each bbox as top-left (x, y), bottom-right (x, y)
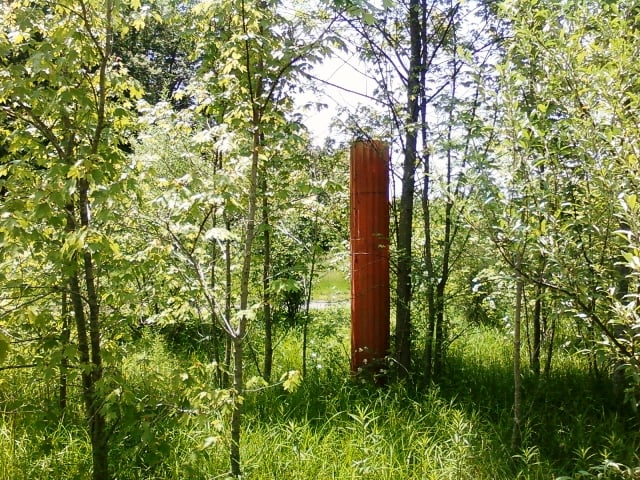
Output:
top-left (1, 0), bottom-right (639, 478)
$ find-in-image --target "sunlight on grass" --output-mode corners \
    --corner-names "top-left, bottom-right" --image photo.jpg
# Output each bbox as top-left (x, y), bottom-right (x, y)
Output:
top-left (1, 320), bottom-right (639, 479)
top-left (240, 383), bottom-right (513, 480)
top-left (0, 420), bottom-right (18, 480)
top-left (312, 269), bottom-right (350, 303)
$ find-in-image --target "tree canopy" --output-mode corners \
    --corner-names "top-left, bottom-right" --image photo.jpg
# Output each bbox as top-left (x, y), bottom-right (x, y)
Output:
top-left (1, 0), bottom-right (639, 478)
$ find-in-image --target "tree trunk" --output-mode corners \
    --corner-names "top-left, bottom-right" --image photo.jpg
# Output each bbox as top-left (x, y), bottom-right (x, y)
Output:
top-left (395, 0), bottom-right (422, 376)
top-left (81, 180), bottom-right (109, 480)
top-left (511, 277), bottom-right (524, 451)
top-left (433, 283), bottom-right (446, 378)
top-left (262, 176), bottom-right (273, 382)
top-left (613, 249), bottom-right (632, 401)
top-left (430, 30), bottom-right (460, 379)
top-left (68, 265), bottom-right (109, 480)
top-left (531, 288), bottom-right (542, 376)
top-left (230, 335), bottom-right (244, 477)
top-left (422, 148), bottom-right (435, 383)
top-left (423, 284), bottom-right (436, 384)
top-left (433, 197), bottom-right (453, 379)
top-left (209, 150), bottom-right (226, 387)
top-left (424, 168), bottom-right (454, 381)
top-left (543, 315), bottom-right (556, 377)
top-left (66, 190), bottom-right (109, 480)
top-left (421, 10), bottom-right (459, 382)
top-left (59, 291), bottom-right (70, 413)
top-left (229, 95), bottom-right (261, 476)
top-left (223, 214), bottom-right (233, 388)
top-left (210, 260), bottom-right (225, 387)
top-left (80, 3), bottom-right (112, 475)
top-left (302, 225), bottom-right (318, 378)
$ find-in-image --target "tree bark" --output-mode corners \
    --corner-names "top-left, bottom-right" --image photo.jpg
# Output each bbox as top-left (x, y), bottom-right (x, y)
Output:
top-left (511, 277), bottom-right (524, 451)
top-left (230, 334), bottom-right (244, 477)
top-left (433, 197), bottom-right (453, 378)
top-left (82, 179), bottom-right (109, 480)
top-left (59, 291), bottom-right (70, 413)
top-left (531, 287), bottom-right (542, 376)
top-left (419, 4), bottom-right (460, 383)
top-left (423, 284), bottom-right (436, 383)
top-left (433, 283), bottom-right (446, 377)
top-left (394, 0), bottom-right (422, 376)
top-left (209, 211), bottom-right (226, 386)
top-left (224, 214), bottom-right (233, 388)
top-left (66, 193), bottom-right (109, 480)
top-left (229, 64), bottom-right (262, 475)
top-left (302, 215), bottom-right (319, 378)
top-left (262, 175), bottom-right (273, 382)
top-left (543, 315), bottom-right (556, 377)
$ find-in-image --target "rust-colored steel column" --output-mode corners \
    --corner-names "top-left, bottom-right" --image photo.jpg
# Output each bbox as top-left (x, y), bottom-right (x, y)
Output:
top-left (350, 140), bottom-right (390, 377)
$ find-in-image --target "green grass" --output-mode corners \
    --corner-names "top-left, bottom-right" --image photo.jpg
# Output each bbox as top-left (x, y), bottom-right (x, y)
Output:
top-left (1, 314), bottom-right (639, 479)
top-left (312, 268), bottom-right (350, 303)
top-left (312, 252), bottom-right (351, 303)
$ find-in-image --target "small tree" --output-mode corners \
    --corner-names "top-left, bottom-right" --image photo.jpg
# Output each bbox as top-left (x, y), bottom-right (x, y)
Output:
top-left (134, 0), bottom-right (340, 475)
top-left (490, 0), bottom-right (640, 409)
top-left (0, 1), bottom-right (144, 478)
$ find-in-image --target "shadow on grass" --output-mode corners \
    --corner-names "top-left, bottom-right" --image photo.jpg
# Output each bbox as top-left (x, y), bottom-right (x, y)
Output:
top-left (245, 325), bottom-right (640, 479)
top-left (436, 337), bottom-right (640, 476)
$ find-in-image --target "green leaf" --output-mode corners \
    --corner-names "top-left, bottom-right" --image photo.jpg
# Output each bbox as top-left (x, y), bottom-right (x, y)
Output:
top-left (280, 370), bottom-right (302, 393)
top-left (0, 333), bottom-right (9, 363)
top-left (270, 277), bottom-right (301, 294)
top-left (204, 227), bottom-right (234, 241)
top-left (199, 436), bottom-right (219, 450)
top-left (246, 376), bottom-right (268, 390)
top-left (61, 230), bottom-right (87, 259)
top-left (625, 193), bottom-right (636, 211)
top-left (141, 423), bottom-right (154, 445)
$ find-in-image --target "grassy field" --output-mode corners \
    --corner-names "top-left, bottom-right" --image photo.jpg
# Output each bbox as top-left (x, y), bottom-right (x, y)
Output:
top-left (1, 307), bottom-right (639, 479)
top-left (312, 266), bottom-right (351, 303)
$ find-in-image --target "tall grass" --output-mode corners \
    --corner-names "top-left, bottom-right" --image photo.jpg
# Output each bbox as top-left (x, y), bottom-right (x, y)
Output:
top-left (241, 385), bottom-right (512, 479)
top-left (0, 363), bottom-right (89, 480)
top-left (444, 325), bottom-right (640, 478)
top-left (1, 313), bottom-right (638, 479)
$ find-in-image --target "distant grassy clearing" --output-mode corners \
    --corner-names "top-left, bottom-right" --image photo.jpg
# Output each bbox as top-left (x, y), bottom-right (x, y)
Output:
top-left (312, 268), bottom-right (350, 303)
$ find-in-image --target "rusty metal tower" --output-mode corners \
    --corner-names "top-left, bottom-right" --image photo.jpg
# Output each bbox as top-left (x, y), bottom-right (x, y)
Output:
top-left (350, 140), bottom-right (390, 377)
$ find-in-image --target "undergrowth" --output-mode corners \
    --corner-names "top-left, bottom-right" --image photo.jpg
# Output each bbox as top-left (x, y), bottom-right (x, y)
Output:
top-left (1, 311), bottom-right (638, 479)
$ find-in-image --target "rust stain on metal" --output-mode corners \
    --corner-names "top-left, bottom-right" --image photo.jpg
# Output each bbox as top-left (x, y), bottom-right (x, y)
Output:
top-left (350, 140), bottom-right (390, 377)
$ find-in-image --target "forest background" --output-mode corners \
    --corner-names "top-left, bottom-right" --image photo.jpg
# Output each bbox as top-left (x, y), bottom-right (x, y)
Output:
top-left (1, 0), bottom-right (640, 479)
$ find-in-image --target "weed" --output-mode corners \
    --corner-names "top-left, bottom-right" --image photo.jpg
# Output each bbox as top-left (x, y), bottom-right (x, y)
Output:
top-left (1, 320), bottom-right (639, 479)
